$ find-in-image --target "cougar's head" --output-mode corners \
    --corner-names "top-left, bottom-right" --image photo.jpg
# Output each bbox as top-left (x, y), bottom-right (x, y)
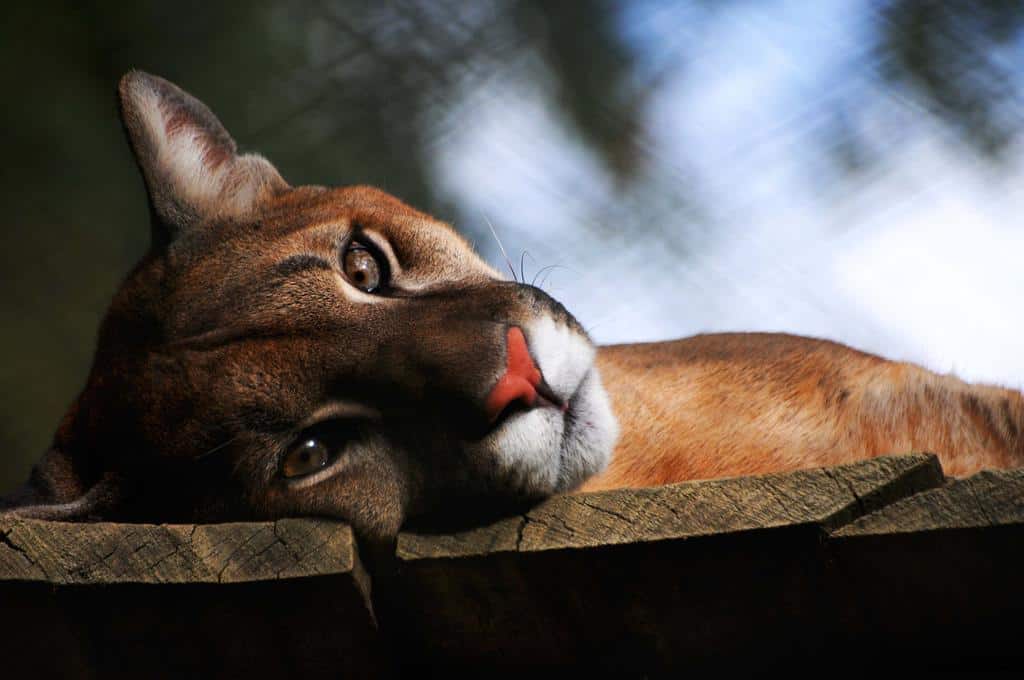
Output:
top-left (0, 72), bottom-right (618, 540)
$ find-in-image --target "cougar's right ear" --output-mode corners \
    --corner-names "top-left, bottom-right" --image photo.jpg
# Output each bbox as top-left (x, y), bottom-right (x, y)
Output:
top-left (117, 70), bottom-right (289, 247)
top-left (0, 447), bottom-right (121, 522)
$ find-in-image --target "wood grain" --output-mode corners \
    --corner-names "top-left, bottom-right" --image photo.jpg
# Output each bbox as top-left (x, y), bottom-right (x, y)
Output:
top-left (0, 518), bottom-right (384, 678)
top-left (386, 454), bottom-right (953, 672)
top-left (834, 467), bottom-right (1024, 535)
top-left (3, 455), bottom-right (1020, 673)
top-left (822, 467), bottom-right (1024, 669)
top-left (0, 517), bottom-right (361, 585)
top-left (397, 453), bottom-right (944, 560)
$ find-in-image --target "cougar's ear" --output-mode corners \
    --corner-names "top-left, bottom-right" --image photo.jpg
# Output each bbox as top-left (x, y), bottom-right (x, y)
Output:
top-left (117, 70), bottom-right (289, 246)
top-left (0, 448), bottom-right (120, 522)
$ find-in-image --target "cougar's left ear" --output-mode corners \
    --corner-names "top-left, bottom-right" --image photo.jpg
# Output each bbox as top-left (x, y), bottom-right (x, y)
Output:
top-left (0, 447), bottom-right (120, 522)
top-left (118, 70), bottom-right (289, 246)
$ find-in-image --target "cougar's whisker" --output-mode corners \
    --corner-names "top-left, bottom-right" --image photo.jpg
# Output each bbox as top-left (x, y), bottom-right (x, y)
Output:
top-left (195, 434), bottom-right (240, 461)
top-left (532, 263), bottom-right (567, 289)
top-left (520, 250), bottom-right (538, 285)
top-left (537, 263), bottom-right (573, 290)
top-left (483, 214), bottom-right (517, 282)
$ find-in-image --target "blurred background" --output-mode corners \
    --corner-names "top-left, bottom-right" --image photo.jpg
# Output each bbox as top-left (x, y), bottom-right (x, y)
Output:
top-left (3, 0), bottom-right (1024, 491)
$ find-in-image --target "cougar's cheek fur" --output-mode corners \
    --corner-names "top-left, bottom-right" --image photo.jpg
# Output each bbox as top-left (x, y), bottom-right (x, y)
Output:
top-left (0, 71), bottom-right (618, 541)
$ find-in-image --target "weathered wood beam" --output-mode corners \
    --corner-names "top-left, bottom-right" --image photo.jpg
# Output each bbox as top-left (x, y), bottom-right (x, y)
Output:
top-left (397, 453), bottom-right (943, 559)
top-left (0, 518), bottom-right (384, 678)
top-left (387, 454), bottom-right (947, 671)
top-left (835, 467), bottom-right (1024, 535)
top-left (824, 468), bottom-right (1024, 669)
top-left (0, 517), bottom-right (362, 584)
top-left (3, 454), bottom-right (1021, 674)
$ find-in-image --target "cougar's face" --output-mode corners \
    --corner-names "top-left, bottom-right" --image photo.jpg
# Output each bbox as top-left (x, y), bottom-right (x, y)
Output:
top-left (154, 186), bottom-right (617, 537)
top-left (6, 73), bottom-right (617, 540)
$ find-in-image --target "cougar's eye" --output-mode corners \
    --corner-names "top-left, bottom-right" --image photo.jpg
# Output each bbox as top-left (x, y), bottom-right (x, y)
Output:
top-left (343, 243), bottom-right (382, 293)
top-left (281, 438), bottom-right (331, 478)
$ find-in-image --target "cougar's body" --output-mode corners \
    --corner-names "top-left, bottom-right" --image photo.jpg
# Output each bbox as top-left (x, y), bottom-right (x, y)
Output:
top-left (2, 71), bottom-right (1021, 539)
top-left (588, 334), bottom-right (1023, 491)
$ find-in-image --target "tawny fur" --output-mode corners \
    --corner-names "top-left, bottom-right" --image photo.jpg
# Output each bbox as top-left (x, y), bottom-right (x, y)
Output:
top-left (582, 333), bottom-right (1024, 491)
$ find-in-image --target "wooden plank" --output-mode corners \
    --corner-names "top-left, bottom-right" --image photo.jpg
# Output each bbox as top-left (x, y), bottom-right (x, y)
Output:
top-left (0, 517), bottom-right (360, 584)
top-left (820, 468), bottom-right (1024, 669)
top-left (387, 454), bottom-right (947, 671)
top-left (5, 457), bottom-right (1017, 673)
top-left (398, 453), bottom-right (944, 559)
top-left (833, 467), bottom-right (1024, 536)
top-left (0, 518), bottom-right (386, 678)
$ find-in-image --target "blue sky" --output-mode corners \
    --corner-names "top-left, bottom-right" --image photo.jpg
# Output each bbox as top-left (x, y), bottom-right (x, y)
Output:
top-left (432, 0), bottom-right (1024, 387)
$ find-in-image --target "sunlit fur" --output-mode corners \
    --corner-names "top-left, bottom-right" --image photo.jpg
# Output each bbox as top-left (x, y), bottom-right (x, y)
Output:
top-left (583, 334), bottom-right (1024, 491)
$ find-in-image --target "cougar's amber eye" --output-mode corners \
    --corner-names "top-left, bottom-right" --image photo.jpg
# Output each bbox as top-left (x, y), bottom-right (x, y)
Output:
top-left (343, 244), bottom-right (382, 293)
top-left (281, 438), bottom-right (331, 478)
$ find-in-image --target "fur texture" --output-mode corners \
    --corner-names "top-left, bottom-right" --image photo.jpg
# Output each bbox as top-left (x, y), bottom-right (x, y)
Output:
top-left (584, 334), bottom-right (1024, 491)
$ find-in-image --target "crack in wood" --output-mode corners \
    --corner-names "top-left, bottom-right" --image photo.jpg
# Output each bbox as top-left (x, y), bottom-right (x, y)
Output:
top-left (573, 494), bottom-right (637, 527)
top-left (0, 525), bottom-right (50, 579)
top-left (964, 477), bottom-right (998, 527)
top-left (216, 526), bottom-right (274, 583)
top-left (514, 516), bottom-right (527, 552)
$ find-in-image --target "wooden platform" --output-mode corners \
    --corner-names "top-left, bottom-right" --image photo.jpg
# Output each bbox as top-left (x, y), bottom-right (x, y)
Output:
top-left (3, 453), bottom-right (1022, 676)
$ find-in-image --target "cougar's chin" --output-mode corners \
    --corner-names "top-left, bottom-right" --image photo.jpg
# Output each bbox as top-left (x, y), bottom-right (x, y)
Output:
top-left (478, 365), bottom-right (617, 496)
top-left (469, 319), bottom-right (619, 498)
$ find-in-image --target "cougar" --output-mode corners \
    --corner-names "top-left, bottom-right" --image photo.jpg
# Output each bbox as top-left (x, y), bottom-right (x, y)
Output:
top-left (1, 72), bottom-right (1021, 540)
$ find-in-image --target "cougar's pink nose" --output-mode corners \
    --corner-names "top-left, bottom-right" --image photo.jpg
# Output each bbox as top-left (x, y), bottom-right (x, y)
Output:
top-left (485, 327), bottom-right (564, 423)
